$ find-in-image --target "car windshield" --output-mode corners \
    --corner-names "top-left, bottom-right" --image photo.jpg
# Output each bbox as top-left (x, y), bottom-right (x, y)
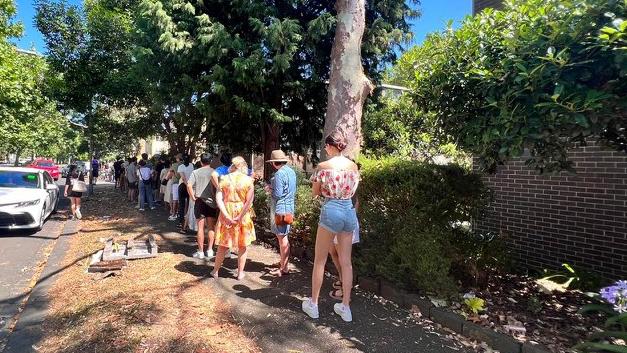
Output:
top-left (38, 162), bottom-right (55, 167)
top-left (0, 171), bottom-right (40, 189)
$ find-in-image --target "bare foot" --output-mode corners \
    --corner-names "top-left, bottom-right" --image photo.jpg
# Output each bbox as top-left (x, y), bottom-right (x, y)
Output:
top-left (237, 272), bottom-right (246, 281)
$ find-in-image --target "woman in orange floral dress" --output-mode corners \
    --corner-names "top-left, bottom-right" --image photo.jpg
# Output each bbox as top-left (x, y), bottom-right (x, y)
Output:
top-left (211, 156), bottom-right (256, 280)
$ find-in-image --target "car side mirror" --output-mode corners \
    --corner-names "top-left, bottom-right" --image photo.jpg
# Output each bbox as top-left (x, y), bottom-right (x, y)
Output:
top-left (46, 184), bottom-right (58, 191)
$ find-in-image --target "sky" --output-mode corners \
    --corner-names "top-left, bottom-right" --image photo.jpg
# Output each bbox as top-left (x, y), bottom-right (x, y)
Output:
top-left (12, 0), bottom-right (472, 53)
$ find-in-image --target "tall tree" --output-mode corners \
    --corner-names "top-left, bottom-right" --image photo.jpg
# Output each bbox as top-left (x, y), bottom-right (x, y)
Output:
top-left (35, 0), bottom-right (145, 157)
top-left (0, 0), bottom-right (70, 164)
top-left (322, 0), bottom-right (374, 159)
top-left (406, 0), bottom-right (626, 173)
top-left (136, 0), bottom-right (418, 170)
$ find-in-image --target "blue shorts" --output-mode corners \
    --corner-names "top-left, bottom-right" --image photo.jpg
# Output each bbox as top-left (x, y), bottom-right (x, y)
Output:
top-left (271, 201), bottom-right (291, 236)
top-left (319, 199), bottom-right (357, 234)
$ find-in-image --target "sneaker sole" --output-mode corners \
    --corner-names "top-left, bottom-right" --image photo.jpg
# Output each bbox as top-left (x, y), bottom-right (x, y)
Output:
top-left (334, 305), bottom-right (352, 322)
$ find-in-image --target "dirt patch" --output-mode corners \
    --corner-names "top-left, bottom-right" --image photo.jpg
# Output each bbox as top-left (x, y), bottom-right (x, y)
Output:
top-left (40, 189), bottom-right (260, 353)
top-left (462, 273), bottom-right (606, 353)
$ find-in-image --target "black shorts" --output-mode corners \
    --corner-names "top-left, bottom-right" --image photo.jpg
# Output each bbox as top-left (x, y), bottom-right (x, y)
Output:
top-left (194, 198), bottom-right (218, 220)
top-left (128, 181), bottom-right (138, 189)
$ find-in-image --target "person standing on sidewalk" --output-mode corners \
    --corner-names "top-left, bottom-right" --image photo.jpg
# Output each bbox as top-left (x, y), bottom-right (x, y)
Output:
top-left (177, 155), bottom-right (194, 226)
top-left (187, 153), bottom-right (220, 259)
top-left (266, 150), bottom-right (296, 277)
top-left (211, 157), bottom-right (256, 280)
top-left (168, 154), bottom-right (182, 221)
top-left (138, 159), bottom-right (156, 211)
top-left (89, 155), bottom-right (100, 196)
top-left (64, 164), bottom-right (85, 219)
top-left (126, 157), bottom-right (138, 203)
top-left (302, 131), bottom-right (360, 323)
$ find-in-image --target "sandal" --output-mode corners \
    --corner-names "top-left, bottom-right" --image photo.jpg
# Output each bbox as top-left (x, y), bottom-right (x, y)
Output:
top-left (269, 268), bottom-right (290, 277)
top-left (333, 280), bottom-right (342, 290)
top-left (329, 289), bottom-right (343, 300)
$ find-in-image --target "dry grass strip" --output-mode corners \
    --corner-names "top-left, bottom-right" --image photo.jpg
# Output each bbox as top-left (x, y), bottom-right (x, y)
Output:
top-left (39, 193), bottom-right (261, 353)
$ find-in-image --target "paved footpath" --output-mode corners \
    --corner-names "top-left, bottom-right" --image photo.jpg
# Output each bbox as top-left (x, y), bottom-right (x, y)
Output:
top-left (139, 194), bottom-right (474, 353)
top-left (4, 184), bottom-right (476, 353)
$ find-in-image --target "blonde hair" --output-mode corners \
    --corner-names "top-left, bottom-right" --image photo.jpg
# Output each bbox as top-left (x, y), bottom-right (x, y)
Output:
top-left (229, 156), bottom-right (248, 174)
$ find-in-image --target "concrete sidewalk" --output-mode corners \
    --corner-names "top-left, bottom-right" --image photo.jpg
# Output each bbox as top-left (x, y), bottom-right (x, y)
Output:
top-left (143, 202), bottom-right (473, 352)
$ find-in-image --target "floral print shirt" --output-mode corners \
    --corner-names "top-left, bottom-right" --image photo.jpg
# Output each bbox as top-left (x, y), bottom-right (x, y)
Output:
top-left (311, 169), bottom-right (359, 199)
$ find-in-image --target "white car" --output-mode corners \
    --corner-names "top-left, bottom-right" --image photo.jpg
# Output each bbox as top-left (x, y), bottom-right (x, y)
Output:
top-left (0, 167), bottom-right (60, 230)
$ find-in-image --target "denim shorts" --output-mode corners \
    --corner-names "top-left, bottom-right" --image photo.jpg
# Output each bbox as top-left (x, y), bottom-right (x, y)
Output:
top-left (319, 199), bottom-right (358, 234)
top-left (270, 201), bottom-right (291, 236)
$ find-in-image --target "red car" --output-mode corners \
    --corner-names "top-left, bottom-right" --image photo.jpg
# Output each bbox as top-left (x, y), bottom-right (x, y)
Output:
top-left (27, 159), bottom-right (60, 180)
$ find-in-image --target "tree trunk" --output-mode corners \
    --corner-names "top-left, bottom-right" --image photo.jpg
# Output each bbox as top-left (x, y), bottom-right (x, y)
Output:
top-left (14, 149), bottom-right (21, 166)
top-left (322, 0), bottom-right (374, 161)
top-left (261, 119), bottom-right (280, 180)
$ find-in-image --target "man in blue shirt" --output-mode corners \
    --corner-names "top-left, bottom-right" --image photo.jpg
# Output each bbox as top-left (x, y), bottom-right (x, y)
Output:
top-left (215, 152), bottom-right (232, 177)
top-left (266, 150), bottom-right (296, 277)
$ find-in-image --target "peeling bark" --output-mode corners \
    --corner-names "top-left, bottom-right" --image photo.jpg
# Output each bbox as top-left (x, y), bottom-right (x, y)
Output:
top-left (322, 0), bottom-right (374, 160)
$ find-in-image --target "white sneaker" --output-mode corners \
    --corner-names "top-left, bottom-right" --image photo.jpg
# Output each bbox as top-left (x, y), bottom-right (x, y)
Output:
top-left (168, 215), bottom-right (176, 221)
top-left (192, 251), bottom-right (205, 259)
top-left (139, 208), bottom-right (145, 211)
top-left (334, 303), bottom-right (352, 322)
top-left (135, 205), bottom-right (140, 209)
top-left (301, 298), bottom-right (319, 319)
top-left (205, 249), bottom-right (214, 258)
top-left (150, 207), bottom-right (156, 210)
top-left (225, 249), bottom-right (232, 259)
top-left (75, 209), bottom-right (82, 219)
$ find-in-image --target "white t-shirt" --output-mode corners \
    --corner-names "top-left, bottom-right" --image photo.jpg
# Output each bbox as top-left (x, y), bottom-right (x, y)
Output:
top-left (177, 164), bottom-right (194, 185)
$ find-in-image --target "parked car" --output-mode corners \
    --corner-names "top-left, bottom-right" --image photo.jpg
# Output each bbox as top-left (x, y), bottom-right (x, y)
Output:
top-left (0, 167), bottom-right (60, 230)
top-left (27, 159), bottom-right (60, 181)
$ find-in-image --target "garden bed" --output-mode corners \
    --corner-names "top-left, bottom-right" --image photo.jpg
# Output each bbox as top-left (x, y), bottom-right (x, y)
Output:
top-left (459, 273), bottom-right (607, 352)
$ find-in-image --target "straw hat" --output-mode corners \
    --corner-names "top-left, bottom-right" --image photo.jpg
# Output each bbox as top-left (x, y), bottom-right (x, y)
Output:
top-left (265, 150), bottom-right (289, 163)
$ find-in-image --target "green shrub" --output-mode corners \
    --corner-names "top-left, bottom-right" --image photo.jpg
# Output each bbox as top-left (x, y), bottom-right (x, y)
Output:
top-left (355, 157), bottom-right (493, 296)
top-left (253, 158), bottom-right (497, 296)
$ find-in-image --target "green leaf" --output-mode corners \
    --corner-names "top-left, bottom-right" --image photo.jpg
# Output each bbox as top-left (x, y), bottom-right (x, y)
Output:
top-left (588, 331), bottom-right (627, 341)
top-left (606, 313), bottom-right (627, 328)
top-left (579, 304), bottom-right (617, 315)
top-left (574, 342), bottom-right (627, 353)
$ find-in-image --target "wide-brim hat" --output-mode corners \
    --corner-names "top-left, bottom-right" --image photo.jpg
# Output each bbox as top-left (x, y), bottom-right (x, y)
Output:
top-left (266, 150), bottom-right (289, 163)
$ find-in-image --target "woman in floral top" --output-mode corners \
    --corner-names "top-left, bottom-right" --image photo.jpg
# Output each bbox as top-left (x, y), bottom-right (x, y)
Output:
top-left (302, 131), bottom-right (359, 323)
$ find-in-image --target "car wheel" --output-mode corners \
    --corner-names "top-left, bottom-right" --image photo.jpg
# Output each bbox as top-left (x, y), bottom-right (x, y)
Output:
top-left (37, 204), bottom-right (46, 231)
top-left (52, 196), bottom-right (59, 214)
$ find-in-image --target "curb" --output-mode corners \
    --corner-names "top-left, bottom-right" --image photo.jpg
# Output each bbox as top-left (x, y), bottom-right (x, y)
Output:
top-left (355, 276), bottom-right (552, 353)
top-left (3, 220), bottom-right (79, 353)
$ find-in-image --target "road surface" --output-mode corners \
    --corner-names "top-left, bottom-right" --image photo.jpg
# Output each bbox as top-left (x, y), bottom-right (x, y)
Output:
top-left (0, 180), bottom-right (68, 350)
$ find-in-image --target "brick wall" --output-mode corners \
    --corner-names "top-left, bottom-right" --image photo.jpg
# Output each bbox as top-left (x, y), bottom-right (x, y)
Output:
top-left (474, 144), bottom-right (627, 279)
top-left (473, 0), bottom-right (504, 14)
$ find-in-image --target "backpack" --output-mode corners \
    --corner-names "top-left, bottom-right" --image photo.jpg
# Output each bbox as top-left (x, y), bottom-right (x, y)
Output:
top-left (199, 172), bottom-right (217, 209)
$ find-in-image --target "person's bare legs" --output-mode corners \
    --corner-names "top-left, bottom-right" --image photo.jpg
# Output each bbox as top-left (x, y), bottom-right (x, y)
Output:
top-left (171, 200), bottom-right (178, 217)
top-left (206, 217), bottom-right (216, 253)
top-left (70, 198), bottom-right (76, 217)
top-left (311, 226), bottom-right (334, 304)
top-left (336, 232), bottom-right (353, 307)
top-left (196, 217), bottom-right (205, 252)
top-left (237, 246), bottom-right (248, 280)
top-left (329, 244), bottom-right (342, 282)
top-left (273, 234), bottom-right (290, 276)
top-left (76, 197), bottom-right (82, 217)
top-left (211, 245), bottom-right (228, 278)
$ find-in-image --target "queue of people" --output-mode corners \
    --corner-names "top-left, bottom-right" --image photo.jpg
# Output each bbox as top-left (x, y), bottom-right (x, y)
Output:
top-left (109, 131), bottom-right (360, 322)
